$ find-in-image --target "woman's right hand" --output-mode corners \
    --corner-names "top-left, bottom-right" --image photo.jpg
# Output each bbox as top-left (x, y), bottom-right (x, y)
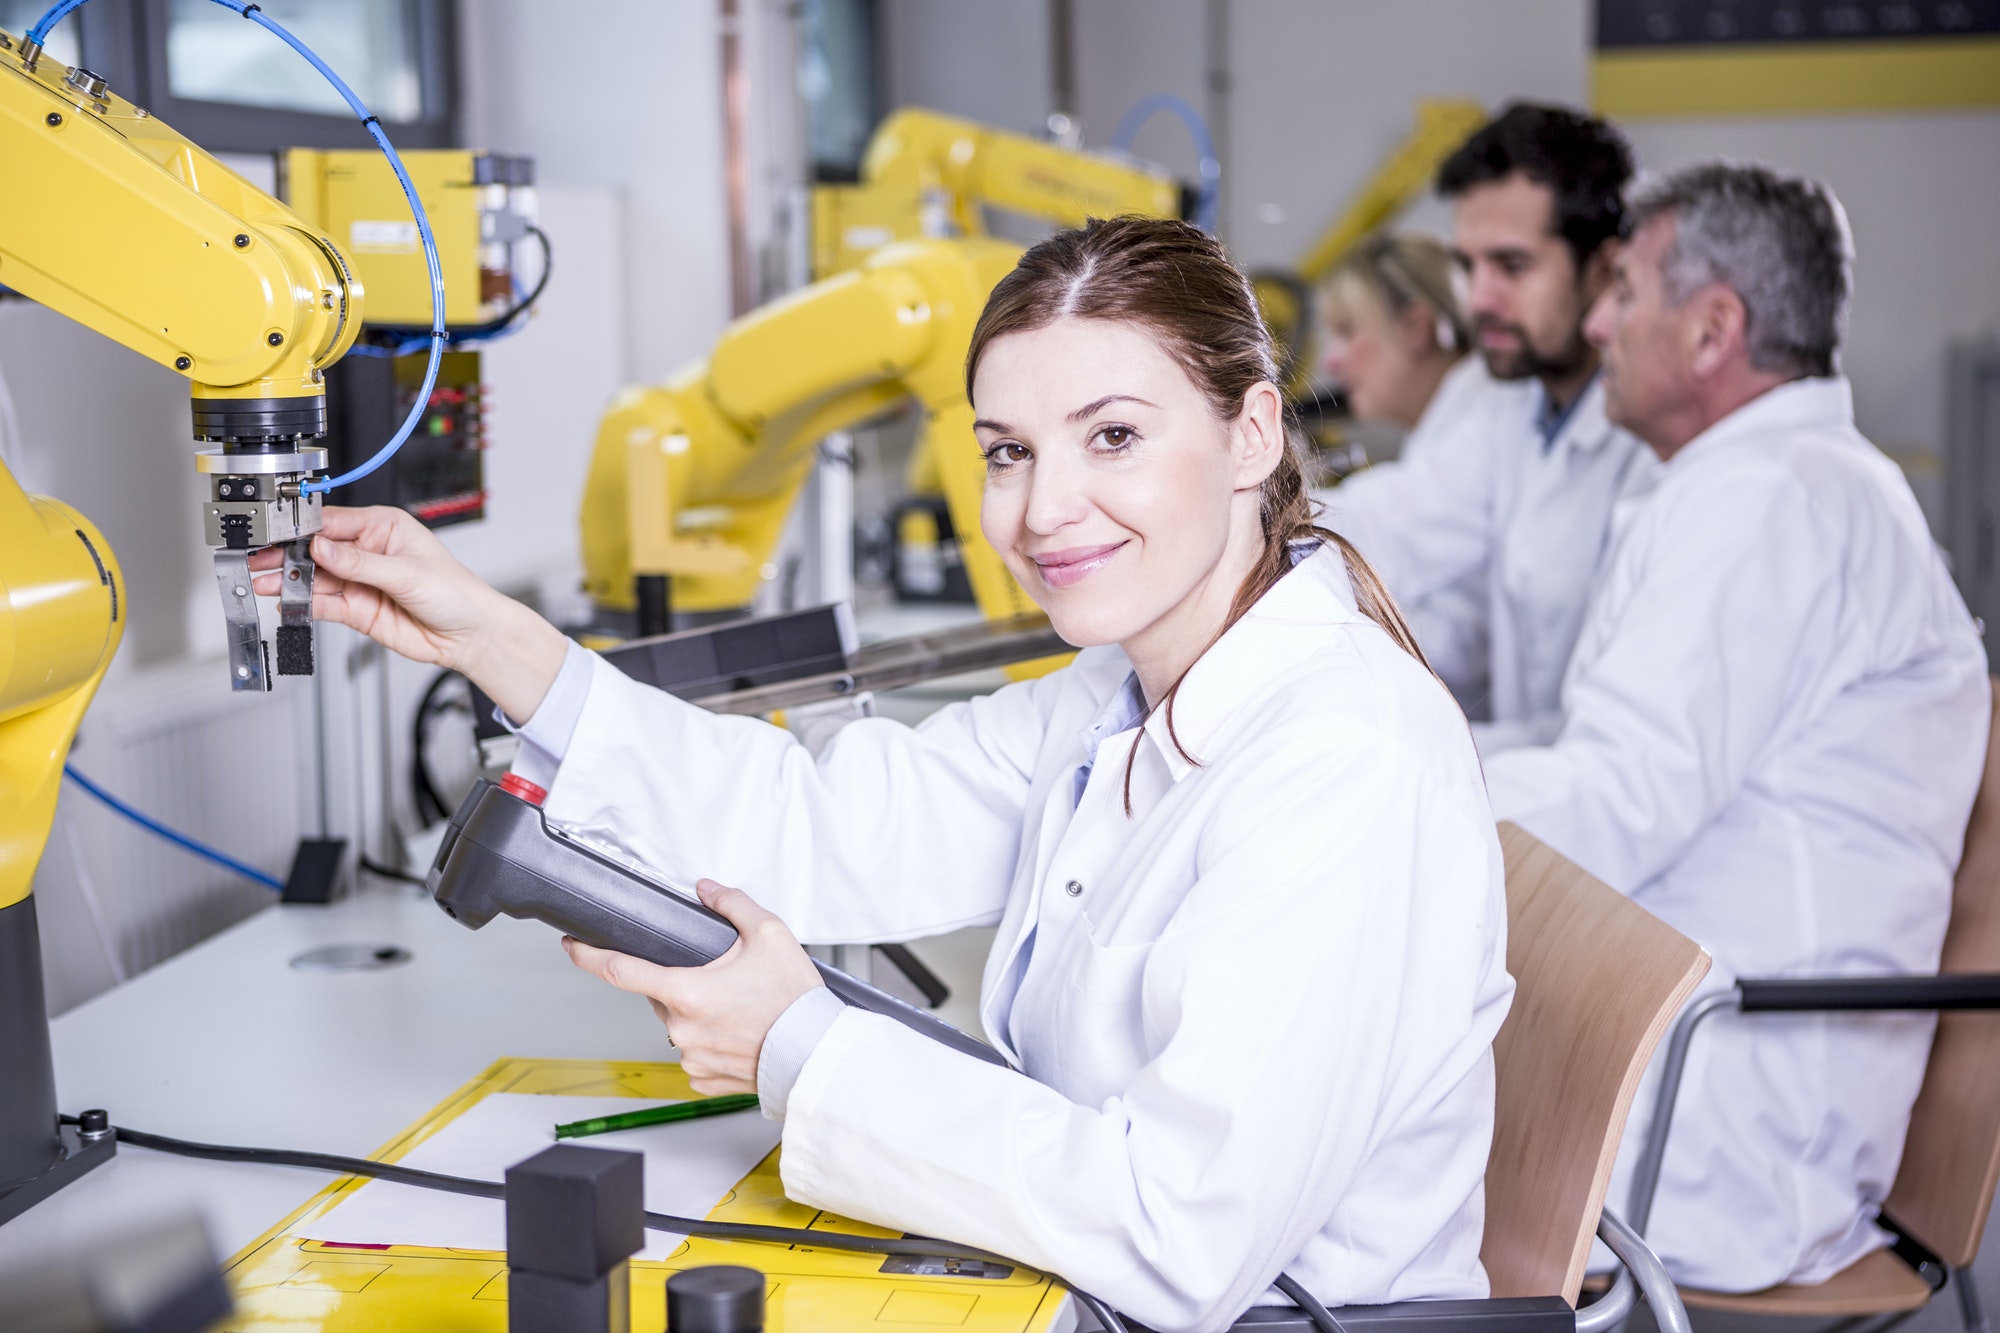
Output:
top-left (249, 505), bottom-right (569, 723)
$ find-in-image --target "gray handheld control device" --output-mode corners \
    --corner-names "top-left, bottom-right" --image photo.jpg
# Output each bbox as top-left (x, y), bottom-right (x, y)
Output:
top-left (427, 778), bottom-right (1006, 1067)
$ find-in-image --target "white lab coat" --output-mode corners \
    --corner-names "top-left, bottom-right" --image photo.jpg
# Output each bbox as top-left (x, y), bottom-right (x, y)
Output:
top-left (1320, 369), bottom-right (1652, 750)
top-left (536, 545), bottom-right (1514, 1332)
top-left (1326, 357), bottom-right (1508, 711)
top-left (1484, 377), bottom-right (1990, 1291)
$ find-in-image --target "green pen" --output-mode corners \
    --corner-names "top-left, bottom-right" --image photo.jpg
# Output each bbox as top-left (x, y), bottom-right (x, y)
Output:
top-left (553, 1093), bottom-right (762, 1140)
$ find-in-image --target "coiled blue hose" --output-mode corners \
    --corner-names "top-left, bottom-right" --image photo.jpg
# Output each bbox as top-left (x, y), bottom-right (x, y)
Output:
top-left (25, 0), bottom-right (447, 494)
top-left (63, 764), bottom-right (284, 891)
top-left (1111, 93), bottom-right (1221, 233)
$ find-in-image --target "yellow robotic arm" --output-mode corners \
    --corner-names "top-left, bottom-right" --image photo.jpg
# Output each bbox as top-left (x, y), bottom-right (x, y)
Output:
top-left (583, 236), bottom-right (1039, 624)
top-left (1, 26), bottom-right (366, 910)
top-left (813, 106), bottom-right (1184, 277)
top-left (0, 35), bottom-right (360, 418)
top-left (0, 25), bottom-right (377, 1221)
top-left (0, 29), bottom-right (366, 702)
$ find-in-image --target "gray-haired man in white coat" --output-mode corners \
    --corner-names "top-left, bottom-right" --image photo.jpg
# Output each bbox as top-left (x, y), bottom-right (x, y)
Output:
top-left (1488, 162), bottom-right (1990, 1291)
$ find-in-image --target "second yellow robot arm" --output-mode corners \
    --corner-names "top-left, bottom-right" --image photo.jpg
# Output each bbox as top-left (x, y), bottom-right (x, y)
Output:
top-left (582, 236), bottom-right (1035, 620)
top-left (813, 107), bottom-right (1185, 278)
top-left (864, 107), bottom-right (1184, 233)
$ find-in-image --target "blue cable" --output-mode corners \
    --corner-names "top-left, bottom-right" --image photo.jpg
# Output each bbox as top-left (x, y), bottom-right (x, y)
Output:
top-left (63, 764), bottom-right (284, 892)
top-left (1111, 93), bottom-right (1221, 233)
top-left (216, 0), bottom-right (445, 493)
top-left (23, 0), bottom-right (84, 45)
top-left (25, 0), bottom-right (447, 493)
top-left (347, 289), bottom-right (523, 357)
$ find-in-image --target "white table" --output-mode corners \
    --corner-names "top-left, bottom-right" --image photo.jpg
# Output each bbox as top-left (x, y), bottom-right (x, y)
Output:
top-left (0, 883), bottom-right (681, 1265)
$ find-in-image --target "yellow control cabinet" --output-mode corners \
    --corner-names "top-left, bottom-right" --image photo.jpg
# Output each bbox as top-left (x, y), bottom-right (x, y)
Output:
top-left (284, 147), bottom-right (535, 329)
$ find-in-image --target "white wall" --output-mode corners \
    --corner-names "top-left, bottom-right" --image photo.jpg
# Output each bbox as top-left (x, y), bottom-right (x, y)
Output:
top-left (1208, 0), bottom-right (1589, 266)
top-left (1068, 0), bottom-right (1210, 182)
top-left (881, 0), bottom-right (1053, 139)
top-left (458, 0), bottom-right (732, 383)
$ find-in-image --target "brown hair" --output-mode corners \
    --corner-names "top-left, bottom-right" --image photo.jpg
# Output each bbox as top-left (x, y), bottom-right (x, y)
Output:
top-left (964, 215), bottom-right (1432, 811)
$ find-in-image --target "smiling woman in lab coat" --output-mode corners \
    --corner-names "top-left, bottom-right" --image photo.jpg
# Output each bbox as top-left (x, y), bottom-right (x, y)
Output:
top-left (262, 217), bottom-right (1513, 1332)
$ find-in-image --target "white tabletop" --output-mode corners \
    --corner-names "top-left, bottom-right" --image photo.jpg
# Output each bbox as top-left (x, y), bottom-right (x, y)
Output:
top-left (0, 884), bottom-right (681, 1264)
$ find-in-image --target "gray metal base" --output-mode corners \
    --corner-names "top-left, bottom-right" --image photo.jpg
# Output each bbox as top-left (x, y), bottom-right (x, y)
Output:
top-left (0, 895), bottom-right (114, 1227)
top-left (0, 1122), bottom-right (115, 1228)
top-left (0, 894), bottom-right (62, 1193)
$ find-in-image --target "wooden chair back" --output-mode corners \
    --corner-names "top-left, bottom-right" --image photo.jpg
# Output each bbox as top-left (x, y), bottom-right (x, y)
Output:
top-left (1482, 824), bottom-right (1710, 1304)
top-left (1885, 677), bottom-right (2000, 1269)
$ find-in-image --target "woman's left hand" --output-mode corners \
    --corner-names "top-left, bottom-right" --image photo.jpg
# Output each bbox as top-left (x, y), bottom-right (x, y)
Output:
top-left (562, 879), bottom-right (824, 1096)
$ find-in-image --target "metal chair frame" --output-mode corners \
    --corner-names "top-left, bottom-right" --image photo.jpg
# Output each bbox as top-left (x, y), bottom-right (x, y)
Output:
top-left (1625, 974), bottom-right (2000, 1333)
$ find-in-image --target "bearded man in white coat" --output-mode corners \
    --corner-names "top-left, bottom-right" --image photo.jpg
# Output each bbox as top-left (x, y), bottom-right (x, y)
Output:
top-left (1323, 105), bottom-right (1654, 747)
top-left (1485, 162), bottom-right (1990, 1291)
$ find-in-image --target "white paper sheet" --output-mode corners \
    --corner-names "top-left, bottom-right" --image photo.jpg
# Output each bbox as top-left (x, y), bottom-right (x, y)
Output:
top-left (296, 1093), bottom-right (782, 1260)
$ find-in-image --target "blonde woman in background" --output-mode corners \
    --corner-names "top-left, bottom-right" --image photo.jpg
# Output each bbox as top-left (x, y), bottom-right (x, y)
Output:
top-left (1319, 232), bottom-right (1473, 431)
top-left (1317, 232), bottom-right (1519, 715)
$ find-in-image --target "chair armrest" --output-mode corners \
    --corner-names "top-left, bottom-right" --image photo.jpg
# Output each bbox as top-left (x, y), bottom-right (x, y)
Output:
top-left (1626, 972), bottom-right (2000, 1239)
top-left (1737, 974), bottom-right (2000, 1013)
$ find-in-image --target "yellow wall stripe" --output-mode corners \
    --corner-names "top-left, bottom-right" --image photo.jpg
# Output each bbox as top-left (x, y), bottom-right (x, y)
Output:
top-left (1594, 37), bottom-right (2000, 118)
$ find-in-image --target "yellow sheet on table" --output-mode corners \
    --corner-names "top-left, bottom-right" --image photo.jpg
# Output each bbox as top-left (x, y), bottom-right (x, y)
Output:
top-left (219, 1057), bottom-right (1067, 1332)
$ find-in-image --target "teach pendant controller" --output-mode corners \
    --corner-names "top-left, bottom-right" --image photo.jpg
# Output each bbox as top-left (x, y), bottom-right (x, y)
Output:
top-left (428, 779), bottom-right (1006, 1067)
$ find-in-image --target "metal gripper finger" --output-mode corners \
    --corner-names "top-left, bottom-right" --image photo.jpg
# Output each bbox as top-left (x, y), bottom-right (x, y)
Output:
top-left (276, 539), bottom-right (315, 676)
top-left (214, 549), bottom-right (270, 692)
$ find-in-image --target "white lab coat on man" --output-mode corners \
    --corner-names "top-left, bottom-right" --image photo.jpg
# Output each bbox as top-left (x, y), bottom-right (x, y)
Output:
top-left (1485, 377), bottom-right (1990, 1291)
top-left (1331, 356), bottom-right (1509, 712)
top-left (1320, 367), bottom-right (1652, 750)
top-left (521, 545), bottom-right (1514, 1332)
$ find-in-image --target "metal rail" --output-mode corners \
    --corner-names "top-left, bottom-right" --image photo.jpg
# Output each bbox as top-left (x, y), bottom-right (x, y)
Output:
top-left (692, 614), bottom-right (1069, 716)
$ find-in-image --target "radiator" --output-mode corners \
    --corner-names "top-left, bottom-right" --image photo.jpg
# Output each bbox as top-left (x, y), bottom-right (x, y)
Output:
top-left (39, 657), bottom-right (317, 1008)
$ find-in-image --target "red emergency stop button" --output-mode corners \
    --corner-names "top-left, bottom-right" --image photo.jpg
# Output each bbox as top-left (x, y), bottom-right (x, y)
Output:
top-left (499, 773), bottom-right (547, 806)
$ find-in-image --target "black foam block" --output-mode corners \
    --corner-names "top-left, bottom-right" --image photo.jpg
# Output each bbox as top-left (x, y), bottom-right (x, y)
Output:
top-left (275, 624), bottom-right (314, 675)
top-left (505, 1145), bottom-right (643, 1280)
top-left (507, 1263), bottom-right (629, 1333)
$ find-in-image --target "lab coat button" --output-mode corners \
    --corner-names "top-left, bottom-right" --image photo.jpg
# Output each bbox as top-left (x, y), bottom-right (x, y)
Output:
top-left (1064, 879), bottom-right (1083, 897)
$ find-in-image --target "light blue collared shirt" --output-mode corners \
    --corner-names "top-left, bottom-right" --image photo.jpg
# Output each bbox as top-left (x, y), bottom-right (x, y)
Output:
top-left (1533, 371), bottom-right (1598, 451)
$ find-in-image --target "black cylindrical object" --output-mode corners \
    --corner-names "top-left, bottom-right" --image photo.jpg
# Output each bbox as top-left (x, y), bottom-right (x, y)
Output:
top-left (190, 395), bottom-right (328, 444)
top-left (666, 1265), bottom-right (764, 1332)
top-left (0, 895), bottom-right (60, 1191)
